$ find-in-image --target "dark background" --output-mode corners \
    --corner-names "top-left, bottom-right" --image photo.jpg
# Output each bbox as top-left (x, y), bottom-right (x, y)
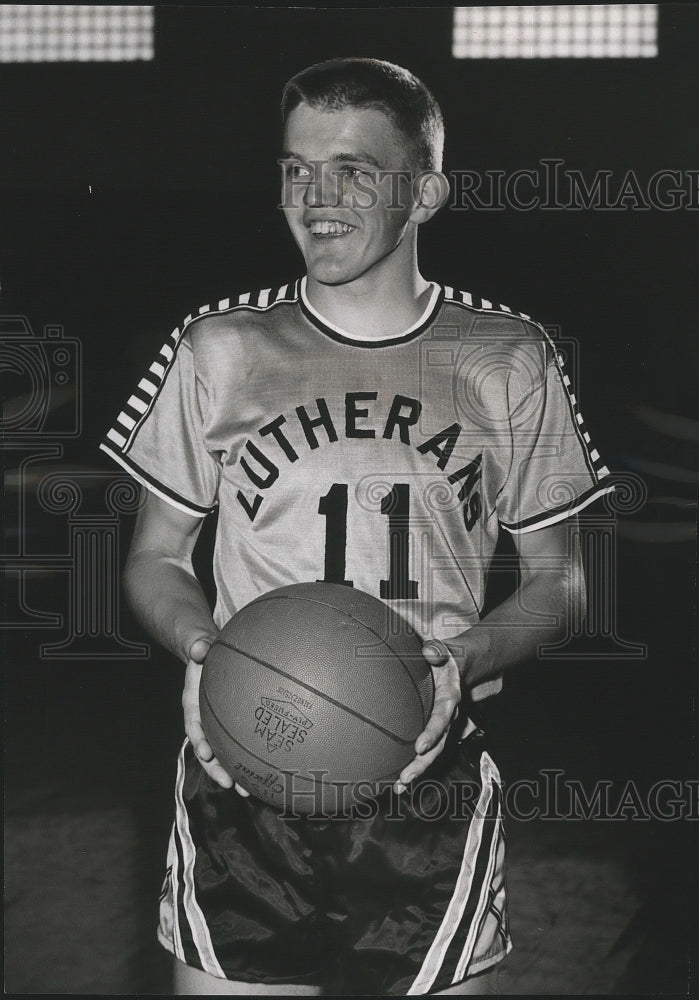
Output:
top-left (3, 4), bottom-right (697, 994)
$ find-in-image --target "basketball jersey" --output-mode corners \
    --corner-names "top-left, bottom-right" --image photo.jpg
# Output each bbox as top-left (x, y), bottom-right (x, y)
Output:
top-left (101, 277), bottom-right (614, 699)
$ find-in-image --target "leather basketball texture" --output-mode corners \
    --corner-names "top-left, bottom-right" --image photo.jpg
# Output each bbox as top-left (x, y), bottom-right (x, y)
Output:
top-left (200, 582), bottom-right (434, 814)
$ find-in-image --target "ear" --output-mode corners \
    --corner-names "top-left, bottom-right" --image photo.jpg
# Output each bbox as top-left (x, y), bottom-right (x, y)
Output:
top-left (409, 170), bottom-right (450, 223)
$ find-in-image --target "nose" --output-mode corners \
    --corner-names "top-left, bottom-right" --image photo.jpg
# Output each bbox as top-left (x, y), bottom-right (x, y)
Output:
top-left (303, 161), bottom-right (342, 208)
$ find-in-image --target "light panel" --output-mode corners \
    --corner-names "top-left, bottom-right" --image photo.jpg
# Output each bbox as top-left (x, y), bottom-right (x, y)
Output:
top-left (453, 5), bottom-right (658, 59)
top-left (0, 5), bottom-right (154, 63)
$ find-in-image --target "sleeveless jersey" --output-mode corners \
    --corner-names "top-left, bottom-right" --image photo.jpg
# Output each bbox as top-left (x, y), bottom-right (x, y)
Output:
top-left (101, 277), bottom-right (614, 699)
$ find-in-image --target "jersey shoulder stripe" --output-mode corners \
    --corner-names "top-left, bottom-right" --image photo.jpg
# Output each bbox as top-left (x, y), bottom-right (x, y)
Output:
top-left (210, 280), bottom-right (300, 315)
top-left (445, 286), bottom-right (611, 481)
top-left (100, 281), bottom-right (300, 455)
top-left (443, 288), bottom-right (614, 527)
top-left (186, 280), bottom-right (300, 327)
top-left (443, 286), bottom-right (535, 323)
top-left (536, 321), bottom-right (611, 487)
top-left (99, 281), bottom-right (301, 515)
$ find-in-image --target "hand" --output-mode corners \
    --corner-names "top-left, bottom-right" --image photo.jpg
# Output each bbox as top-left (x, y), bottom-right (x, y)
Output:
top-left (182, 636), bottom-right (250, 797)
top-left (393, 640), bottom-right (461, 795)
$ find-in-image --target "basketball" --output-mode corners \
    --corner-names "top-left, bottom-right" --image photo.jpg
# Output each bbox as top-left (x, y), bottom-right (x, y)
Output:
top-left (199, 582), bottom-right (434, 815)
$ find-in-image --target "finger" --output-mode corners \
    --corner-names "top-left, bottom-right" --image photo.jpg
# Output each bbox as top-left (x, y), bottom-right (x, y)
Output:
top-left (415, 654), bottom-right (461, 754)
top-left (394, 729), bottom-right (449, 793)
top-left (416, 688), bottom-right (459, 754)
top-left (200, 756), bottom-right (234, 789)
top-left (186, 728), bottom-right (233, 789)
top-left (234, 783), bottom-right (251, 797)
top-left (186, 719), bottom-right (214, 762)
top-left (182, 686), bottom-right (206, 732)
top-left (182, 659), bottom-right (203, 708)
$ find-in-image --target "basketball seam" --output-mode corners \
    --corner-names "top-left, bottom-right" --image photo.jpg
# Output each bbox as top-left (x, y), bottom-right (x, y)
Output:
top-left (245, 593), bottom-right (434, 725)
top-left (210, 639), bottom-right (417, 746)
top-left (201, 685), bottom-right (411, 783)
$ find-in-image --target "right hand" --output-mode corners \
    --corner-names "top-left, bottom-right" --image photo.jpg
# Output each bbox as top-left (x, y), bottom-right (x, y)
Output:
top-left (182, 636), bottom-right (250, 797)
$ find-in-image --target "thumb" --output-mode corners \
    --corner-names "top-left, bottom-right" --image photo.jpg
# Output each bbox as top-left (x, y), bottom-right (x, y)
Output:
top-left (422, 639), bottom-right (452, 666)
top-left (188, 635), bottom-right (216, 664)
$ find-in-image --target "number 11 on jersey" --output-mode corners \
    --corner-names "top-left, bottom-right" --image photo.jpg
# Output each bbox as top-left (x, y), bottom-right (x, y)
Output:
top-left (317, 482), bottom-right (419, 600)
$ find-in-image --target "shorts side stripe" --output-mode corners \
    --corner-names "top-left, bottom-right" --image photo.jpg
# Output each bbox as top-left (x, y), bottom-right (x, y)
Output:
top-left (452, 776), bottom-right (504, 982)
top-left (437, 758), bottom-right (502, 985)
top-left (406, 755), bottom-right (496, 995)
top-left (174, 742), bottom-right (226, 978)
top-left (468, 831), bottom-right (512, 974)
top-left (173, 810), bottom-right (199, 967)
top-left (162, 820), bottom-right (185, 962)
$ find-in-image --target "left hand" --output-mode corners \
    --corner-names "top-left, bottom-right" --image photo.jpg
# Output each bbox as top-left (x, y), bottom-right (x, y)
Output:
top-left (393, 640), bottom-right (462, 794)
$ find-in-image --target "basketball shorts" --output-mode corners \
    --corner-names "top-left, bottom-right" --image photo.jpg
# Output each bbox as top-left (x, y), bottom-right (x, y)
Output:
top-left (157, 728), bottom-right (512, 995)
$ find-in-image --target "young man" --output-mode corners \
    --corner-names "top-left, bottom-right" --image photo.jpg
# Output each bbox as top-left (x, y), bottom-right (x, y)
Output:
top-left (101, 59), bottom-right (614, 995)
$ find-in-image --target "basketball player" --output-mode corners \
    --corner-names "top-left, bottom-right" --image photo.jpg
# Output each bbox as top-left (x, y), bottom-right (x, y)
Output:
top-left (101, 59), bottom-right (614, 995)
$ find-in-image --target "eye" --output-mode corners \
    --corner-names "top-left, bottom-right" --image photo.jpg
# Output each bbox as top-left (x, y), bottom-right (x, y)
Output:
top-left (338, 165), bottom-right (368, 180)
top-left (285, 161), bottom-right (313, 180)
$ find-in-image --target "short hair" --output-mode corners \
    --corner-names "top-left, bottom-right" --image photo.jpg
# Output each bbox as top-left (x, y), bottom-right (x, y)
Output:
top-left (281, 57), bottom-right (445, 173)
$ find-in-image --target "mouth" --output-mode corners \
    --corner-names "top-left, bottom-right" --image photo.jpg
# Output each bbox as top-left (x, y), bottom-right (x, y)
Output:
top-left (306, 220), bottom-right (357, 238)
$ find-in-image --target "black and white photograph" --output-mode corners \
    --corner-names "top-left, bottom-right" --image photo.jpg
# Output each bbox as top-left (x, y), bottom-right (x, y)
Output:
top-left (3, 4), bottom-right (696, 995)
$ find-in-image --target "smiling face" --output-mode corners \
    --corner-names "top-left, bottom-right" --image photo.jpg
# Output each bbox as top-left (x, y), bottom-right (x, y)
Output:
top-left (281, 102), bottom-right (421, 289)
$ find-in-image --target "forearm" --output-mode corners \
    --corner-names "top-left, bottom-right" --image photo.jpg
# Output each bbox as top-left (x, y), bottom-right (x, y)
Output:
top-left (123, 550), bottom-right (216, 664)
top-left (454, 562), bottom-right (585, 689)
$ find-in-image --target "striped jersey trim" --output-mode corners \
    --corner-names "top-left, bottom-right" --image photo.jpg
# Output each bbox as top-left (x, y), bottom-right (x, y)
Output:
top-left (104, 282), bottom-right (299, 457)
top-left (443, 287), bottom-right (615, 524)
top-left (407, 752), bottom-right (506, 994)
top-left (442, 285), bottom-right (535, 322)
top-left (100, 282), bottom-right (300, 507)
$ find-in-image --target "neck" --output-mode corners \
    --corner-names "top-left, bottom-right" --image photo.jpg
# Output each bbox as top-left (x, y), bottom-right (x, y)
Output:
top-left (305, 246), bottom-right (433, 340)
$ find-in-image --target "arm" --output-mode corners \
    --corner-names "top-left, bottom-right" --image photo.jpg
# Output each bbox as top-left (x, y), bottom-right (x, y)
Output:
top-left (451, 517), bottom-right (584, 689)
top-left (124, 488), bottom-right (215, 662)
top-left (395, 517), bottom-right (584, 791)
top-left (124, 488), bottom-right (237, 789)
